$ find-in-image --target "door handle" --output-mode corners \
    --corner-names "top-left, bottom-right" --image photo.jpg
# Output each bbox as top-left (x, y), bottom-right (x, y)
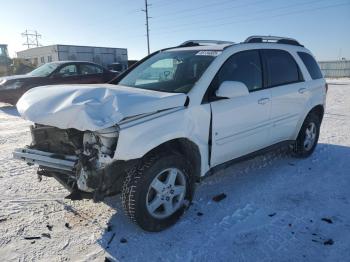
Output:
top-left (258, 98), bottom-right (270, 105)
top-left (298, 88), bottom-right (307, 94)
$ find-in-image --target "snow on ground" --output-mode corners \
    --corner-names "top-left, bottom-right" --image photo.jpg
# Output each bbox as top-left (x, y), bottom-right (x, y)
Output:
top-left (326, 78), bottom-right (350, 85)
top-left (0, 80), bottom-right (350, 262)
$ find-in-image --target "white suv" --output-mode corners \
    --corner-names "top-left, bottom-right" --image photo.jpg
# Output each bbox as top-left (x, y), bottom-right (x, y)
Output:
top-left (14, 36), bottom-right (327, 231)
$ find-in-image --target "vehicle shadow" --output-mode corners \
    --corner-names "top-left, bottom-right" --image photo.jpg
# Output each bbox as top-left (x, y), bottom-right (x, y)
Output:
top-left (0, 104), bottom-right (19, 117)
top-left (95, 143), bottom-right (350, 261)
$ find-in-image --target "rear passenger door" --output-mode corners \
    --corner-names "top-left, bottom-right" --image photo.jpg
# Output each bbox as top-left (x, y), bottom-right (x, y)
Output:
top-left (210, 50), bottom-right (272, 166)
top-left (262, 49), bottom-right (307, 143)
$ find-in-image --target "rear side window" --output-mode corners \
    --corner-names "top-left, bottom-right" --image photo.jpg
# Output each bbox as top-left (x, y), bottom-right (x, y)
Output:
top-left (80, 64), bottom-right (103, 75)
top-left (298, 52), bottom-right (323, 79)
top-left (263, 49), bottom-right (302, 87)
top-left (214, 50), bottom-right (263, 92)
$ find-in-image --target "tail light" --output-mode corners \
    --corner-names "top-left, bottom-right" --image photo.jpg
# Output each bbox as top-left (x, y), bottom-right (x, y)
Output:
top-left (325, 83), bottom-right (328, 94)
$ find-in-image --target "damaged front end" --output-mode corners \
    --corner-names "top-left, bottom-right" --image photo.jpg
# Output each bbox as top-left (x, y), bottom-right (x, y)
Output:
top-left (13, 124), bottom-right (133, 200)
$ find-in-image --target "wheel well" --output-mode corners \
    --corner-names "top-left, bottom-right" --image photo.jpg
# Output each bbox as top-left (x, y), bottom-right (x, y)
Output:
top-left (145, 138), bottom-right (201, 181)
top-left (309, 105), bottom-right (324, 121)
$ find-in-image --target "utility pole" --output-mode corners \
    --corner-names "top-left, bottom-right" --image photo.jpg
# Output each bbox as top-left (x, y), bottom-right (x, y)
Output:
top-left (24, 30), bottom-right (29, 49)
top-left (142, 0), bottom-right (151, 55)
top-left (22, 30), bottom-right (42, 49)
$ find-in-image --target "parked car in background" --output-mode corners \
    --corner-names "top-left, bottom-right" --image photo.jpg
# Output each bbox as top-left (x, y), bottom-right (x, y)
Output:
top-left (107, 62), bottom-right (127, 73)
top-left (128, 60), bottom-right (138, 68)
top-left (0, 61), bottom-right (118, 104)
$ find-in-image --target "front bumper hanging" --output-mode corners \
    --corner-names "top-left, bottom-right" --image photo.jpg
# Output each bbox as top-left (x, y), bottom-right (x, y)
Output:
top-left (13, 148), bottom-right (78, 172)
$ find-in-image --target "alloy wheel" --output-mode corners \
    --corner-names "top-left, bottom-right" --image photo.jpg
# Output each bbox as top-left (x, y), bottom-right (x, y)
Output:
top-left (146, 168), bottom-right (186, 219)
top-left (304, 122), bottom-right (317, 151)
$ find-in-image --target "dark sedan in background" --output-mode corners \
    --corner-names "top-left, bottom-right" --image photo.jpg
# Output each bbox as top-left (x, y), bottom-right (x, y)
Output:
top-left (0, 61), bottom-right (119, 104)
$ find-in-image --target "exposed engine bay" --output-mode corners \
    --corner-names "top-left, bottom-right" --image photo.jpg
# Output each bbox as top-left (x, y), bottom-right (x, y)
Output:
top-left (18, 124), bottom-right (133, 200)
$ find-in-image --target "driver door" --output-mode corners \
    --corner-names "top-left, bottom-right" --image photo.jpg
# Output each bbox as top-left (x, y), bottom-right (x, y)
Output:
top-left (209, 50), bottom-right (272, 166)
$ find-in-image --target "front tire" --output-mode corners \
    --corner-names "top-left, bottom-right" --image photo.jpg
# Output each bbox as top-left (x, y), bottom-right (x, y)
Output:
top-left (293, 113), bottom-right (321, 158)
top-left (121, 152), bottom-right (194, 232)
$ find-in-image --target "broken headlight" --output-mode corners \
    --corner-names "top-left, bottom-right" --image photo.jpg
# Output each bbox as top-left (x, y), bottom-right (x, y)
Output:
top-left (78, 126), bottom-right (119, 192)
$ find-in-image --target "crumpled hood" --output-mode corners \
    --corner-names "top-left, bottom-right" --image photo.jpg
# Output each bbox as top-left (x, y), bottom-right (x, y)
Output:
top-left (16, 84), bottom-right (187, 131)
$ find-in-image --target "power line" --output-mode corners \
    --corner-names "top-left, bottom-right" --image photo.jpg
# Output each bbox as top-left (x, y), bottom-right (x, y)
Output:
top-left (149, 0), bottom-right (173, 4)
top-left (151, 1), bottom-right (350, 37)
top-left (149, 0), bottom-right (184, 8)
top-left (126, 0), bottom-right (175, 14)
top-left (153, 0), bottom-right (240, 18)
top-left (152, 0), bottom-right (327, 32)
top-left (152, 0), bottom-right (265, 22)
top-left (142, 0), bottom-right (151, 54)
top-left (21, 30), bottom-right (42, 49)
top-left (152, 0), bottom-right (268, 31)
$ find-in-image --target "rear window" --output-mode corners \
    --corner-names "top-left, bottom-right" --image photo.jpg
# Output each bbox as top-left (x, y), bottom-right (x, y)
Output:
top-left (298, 52), bottom-right (323, 79)
top-left (263, 49), bottom-right (302, 87)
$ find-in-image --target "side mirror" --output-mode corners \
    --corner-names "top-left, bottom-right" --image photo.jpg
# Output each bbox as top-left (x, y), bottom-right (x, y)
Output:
top-left (215, 81), bottom-right (249, 99)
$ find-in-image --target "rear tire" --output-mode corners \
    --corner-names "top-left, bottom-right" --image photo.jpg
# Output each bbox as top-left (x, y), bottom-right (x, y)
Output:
top-left (293, 113), bottom-right (321, 158)
top-left (121, 152), bottom-right (194, 232)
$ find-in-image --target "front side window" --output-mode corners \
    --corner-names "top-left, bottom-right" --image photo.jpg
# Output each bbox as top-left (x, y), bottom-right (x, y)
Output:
top-left (80, 64), bottom-right (103, 75)
top-left (263, 49), bottom-right (302, 87)
top-left (58, 64), bottom-right (78, 77)
top-left (118, 50), bottom-right (217, 93)
top-left (298, 52), bottom-right (323, 79)
top-left (209, 50), bottom-right (263, 98)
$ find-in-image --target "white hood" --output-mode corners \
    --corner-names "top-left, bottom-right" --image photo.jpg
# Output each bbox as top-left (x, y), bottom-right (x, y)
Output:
top-left (16, 84), bottom-right (187, 131)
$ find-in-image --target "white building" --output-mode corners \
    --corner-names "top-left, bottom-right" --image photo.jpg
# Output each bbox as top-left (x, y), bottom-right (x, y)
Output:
top-left (17, 44), bottom-right (128, 68)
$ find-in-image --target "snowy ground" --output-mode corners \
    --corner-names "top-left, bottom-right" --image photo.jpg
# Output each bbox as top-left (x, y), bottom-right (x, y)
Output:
top-left (0, 80), bottom-right (350, 262)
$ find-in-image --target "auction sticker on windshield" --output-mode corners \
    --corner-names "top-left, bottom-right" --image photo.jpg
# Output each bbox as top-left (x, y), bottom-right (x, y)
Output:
top-left (196, 51), bottom-right (222, 56)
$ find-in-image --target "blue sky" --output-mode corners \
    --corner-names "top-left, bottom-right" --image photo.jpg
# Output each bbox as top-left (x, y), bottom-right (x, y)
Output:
top-left (0, 0), bottom-right (349, 60)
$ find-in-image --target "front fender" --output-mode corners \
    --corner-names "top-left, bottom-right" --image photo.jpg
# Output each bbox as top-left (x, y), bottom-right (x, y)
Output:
top-left (114, 105), bottom-right (211, 176)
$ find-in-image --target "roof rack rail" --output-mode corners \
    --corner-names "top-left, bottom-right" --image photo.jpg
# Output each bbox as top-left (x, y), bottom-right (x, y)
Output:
top-left (179, 40), bottom-right (234, 47)
top-left (244, 35), bottom-right (303, 47)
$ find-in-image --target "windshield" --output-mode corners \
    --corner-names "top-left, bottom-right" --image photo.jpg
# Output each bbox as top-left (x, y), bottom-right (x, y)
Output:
top-left (28, 63), bottom-right (60, 77)
top-left (118, 50), bottom-right (218, 93)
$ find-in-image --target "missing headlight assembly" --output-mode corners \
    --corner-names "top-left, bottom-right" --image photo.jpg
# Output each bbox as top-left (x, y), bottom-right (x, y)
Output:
top-left (14, 124), bottom-right (126, 200)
